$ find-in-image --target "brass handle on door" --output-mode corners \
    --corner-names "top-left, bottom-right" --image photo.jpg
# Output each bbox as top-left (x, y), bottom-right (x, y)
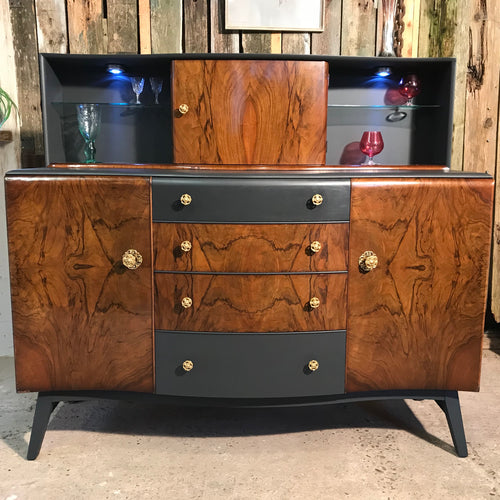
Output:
top-left (122, 249), bottom-right (143, 270)
top-left (359, 251), bottom-right (378, 272)
top-left (178, 104), bottom-right (189, 115)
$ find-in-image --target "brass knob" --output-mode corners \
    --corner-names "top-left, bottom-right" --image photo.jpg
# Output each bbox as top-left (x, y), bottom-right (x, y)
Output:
top-left (180, 193), bottom-right (192, 206)
top-left (311, 194), bottom-right (323, 206)
top-left (359, 251), bottom-right (378, 272)
top-left (178, 104), bottom-right (189, 115)
top-left (181, 297), bottom-right (193, 308)
top-left (122, 249), bottom-right (143, 270)
top-left (308, 360), bottom-right (319, 372)
top-left (309, 297), bottom-right (320, 309)
top-left (181, 240), bottom-right (192, 252)
top-left (182, 360), bottom-right (194, 372)
top-left (310, 241), bottom-right (322, 253)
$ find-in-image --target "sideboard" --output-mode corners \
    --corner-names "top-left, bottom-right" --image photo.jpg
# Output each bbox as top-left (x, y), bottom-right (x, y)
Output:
top-left (4, 54), bottom-right (494, 459)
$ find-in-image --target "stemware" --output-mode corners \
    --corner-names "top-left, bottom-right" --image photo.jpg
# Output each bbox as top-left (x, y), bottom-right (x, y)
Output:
top-left (359, 131), bottom-right (384, 165)
top-left (130, 76), bottom-right (145, 104)
top-left (76, 104), bottom-right (101, 163)
top-left (149, 77), bottom-right (163, 104)
top-left (398, 74), bottom-right (421, 105)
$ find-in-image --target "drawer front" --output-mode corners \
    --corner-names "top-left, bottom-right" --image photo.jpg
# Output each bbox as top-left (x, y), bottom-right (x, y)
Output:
top-left (152, 178), bottom-right (350, 223)
top-left (155, 273), bottom-right (346, 332)
top-left (154, 223), bottom-right (348, 272)
top-left (155, 331), bottom-right (346, 398)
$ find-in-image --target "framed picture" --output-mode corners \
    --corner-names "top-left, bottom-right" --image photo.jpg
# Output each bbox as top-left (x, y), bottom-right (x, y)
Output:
top-left (225, 0), bottom-right (325, 32)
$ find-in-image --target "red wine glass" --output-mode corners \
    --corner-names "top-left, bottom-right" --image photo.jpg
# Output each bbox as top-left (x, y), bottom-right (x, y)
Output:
top-left (359, 131), bottom-right (384, 165)
top-left (398, 74), bottom-right (421, 105)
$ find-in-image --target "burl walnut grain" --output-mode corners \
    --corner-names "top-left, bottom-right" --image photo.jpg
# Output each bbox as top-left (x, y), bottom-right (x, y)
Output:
top-left (6, 176), bottom-right (153, 392)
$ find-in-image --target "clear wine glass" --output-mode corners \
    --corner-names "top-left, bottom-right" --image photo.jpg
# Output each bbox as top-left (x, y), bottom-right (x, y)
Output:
top-left (149, 77), bottom-right (163, 104)
top-left (76, 104), bottom-right (101, 163)
top-left (130, 76), bottom-right (145, 104)
top-left (398, 74), bottom-right (421, 106)
top-left (360, 131), bottom-right (384, 165)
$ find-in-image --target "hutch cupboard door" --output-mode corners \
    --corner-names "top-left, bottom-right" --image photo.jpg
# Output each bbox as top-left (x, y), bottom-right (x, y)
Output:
top-left (171, 60), bottom-right (328, 165)
top-left (347, 177), bottom-right (494, 392)
top-left (6, 176), bottom-right (153, 393)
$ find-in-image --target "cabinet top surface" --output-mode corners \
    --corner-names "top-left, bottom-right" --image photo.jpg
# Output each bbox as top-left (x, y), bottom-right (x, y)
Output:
top-left (4, 165), bottom-right (492, 180)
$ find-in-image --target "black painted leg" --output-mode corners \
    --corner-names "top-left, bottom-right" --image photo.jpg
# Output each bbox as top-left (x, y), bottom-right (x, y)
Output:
top-left (27, 394), bottom-right (59, 460)
top-left (436, 391), bottom-right (468, 458)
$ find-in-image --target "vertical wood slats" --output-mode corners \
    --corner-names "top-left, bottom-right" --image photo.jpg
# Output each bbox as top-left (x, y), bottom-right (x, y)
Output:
top-left (311, 0), bottom-right (341, 55)
top-left (341, 0), bottom-right (377, 56)
top-left (66, 0), bottom-right (106, 54)
top-left (34, 0), bottom-right (67, 53)
top-left (210, 0), bottom-right (238, 53)
top-left (184, 0), bottom-right (208, 53)
top-left (107, 0), bottom-right (138, 53)
top-left (151, 0), bottom-right (182, 53)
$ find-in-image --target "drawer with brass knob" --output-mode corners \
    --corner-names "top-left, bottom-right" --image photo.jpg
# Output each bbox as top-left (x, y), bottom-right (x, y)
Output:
top-left (152, 178), bottom-right (350, 223)
top-left (155, 331), bottom-right (346, 398)
top-left (153, 223), bottom-right (348, 272)
top-left (155, 273), bottom-right (346, 332)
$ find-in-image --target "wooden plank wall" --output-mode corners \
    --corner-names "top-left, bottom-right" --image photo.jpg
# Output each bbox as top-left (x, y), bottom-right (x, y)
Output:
top-left (4, 0), bottom-right (500, 320)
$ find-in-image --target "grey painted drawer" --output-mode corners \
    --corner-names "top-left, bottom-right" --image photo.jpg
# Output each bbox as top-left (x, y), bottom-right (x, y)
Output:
top-left (155, 331), bottom-right (346, 398)
top-left (152, 177), bottom-right (350, 223)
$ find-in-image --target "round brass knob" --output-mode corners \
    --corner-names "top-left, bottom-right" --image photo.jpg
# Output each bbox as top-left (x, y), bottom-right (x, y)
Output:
top-left (310, 241), bottom-right (322, 253)
top-left (178, 104), bottom-right (189, 115)
top-left (122, 249), bottom-right (143, 270)
top-left (181, 240), bottom-right (192, 252)
top-left (181, 297), bottom-right (193, 309)
top-left (311, 194), bottom-right (323, 206)
top-left (359, 251), bottom-right (378, 272)
top-left (309, 297), bottom-right (320, 309)
top-left (308, 360), bottom-right (319, 372)
top-left (182, 360), bottom-right (194, 372)
top-left (180, 193), bottom-right (192, 206)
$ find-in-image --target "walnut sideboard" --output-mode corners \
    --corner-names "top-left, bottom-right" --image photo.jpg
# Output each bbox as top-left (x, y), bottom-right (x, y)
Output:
top-left (5, 164), bottom-right (493, 459)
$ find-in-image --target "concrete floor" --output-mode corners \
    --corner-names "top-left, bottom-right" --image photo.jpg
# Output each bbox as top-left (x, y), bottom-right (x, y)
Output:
top-left (1, 352), bottom-right (499, 499)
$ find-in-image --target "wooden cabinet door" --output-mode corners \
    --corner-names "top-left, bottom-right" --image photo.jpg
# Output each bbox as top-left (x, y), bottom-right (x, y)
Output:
top-left (347, 178), bottom-right (494, 392)
top-left (6, 176), bottom-right (153, 393)
top-left (171, 60), bottom-right (328, 165)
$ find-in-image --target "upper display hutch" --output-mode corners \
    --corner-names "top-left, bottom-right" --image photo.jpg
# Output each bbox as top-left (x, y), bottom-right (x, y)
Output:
top-left (39, 53), bottom-right (455, 167)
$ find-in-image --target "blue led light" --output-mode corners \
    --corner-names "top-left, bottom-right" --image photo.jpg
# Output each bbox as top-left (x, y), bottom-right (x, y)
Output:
top-left (106, 64), bottom-right (125, 75)
top-left (375, 66), bottom-right (392, 77)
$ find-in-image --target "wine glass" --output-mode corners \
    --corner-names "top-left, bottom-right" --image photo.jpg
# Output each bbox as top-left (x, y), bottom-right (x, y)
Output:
top-left (76, 104), bottom-right (101, 163)
top-left (149, 77), bottom-right (163, 104)
top-left (398, 74), bottom-right (421, 106)
top-left (359, 131), bottom-right (384, 165)
top-left (130, 76), bottom-right (145, 104)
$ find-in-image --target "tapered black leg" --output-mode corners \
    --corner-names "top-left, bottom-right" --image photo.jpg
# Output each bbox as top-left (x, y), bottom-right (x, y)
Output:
top-left (436, 391), bottom-right (468, 458)
top-left (27, 394), bottom-right (59, 460)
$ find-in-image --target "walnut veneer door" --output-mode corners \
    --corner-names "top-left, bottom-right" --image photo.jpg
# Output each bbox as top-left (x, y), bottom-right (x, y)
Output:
top-left (347, 178), bottom-right (494, 392)
top-left (6, 176), bottom-right (153, 393)
top-left (172, 60), bottom-right (328, 165)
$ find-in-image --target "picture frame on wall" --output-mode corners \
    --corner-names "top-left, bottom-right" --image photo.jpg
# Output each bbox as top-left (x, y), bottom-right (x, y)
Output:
top-left (225, 0), bottom-right (325, 32)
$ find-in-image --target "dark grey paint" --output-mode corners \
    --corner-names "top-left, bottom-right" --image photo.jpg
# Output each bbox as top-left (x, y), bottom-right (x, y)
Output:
top-left (155, 331), bottom-right (346, 398)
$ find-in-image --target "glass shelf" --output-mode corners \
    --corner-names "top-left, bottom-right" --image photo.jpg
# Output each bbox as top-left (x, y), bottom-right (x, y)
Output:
top-left (327, 104), bottom-right (439, 109)
top-left (52, 102), bottom-right (168, 113)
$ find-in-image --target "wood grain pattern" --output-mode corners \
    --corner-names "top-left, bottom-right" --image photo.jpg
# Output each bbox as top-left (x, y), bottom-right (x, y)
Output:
top-left (6, 176), bottom-right (153, 392)
top-left (107, 0), bottom-right (138, 53)
top-left (340, 0), bottom-right (376, 56)
top-left (66, 0), bottom-right (106, 54)
top-left (34, 0), bottom-right (68, 53)
top-left (150, 0), bottom-right (182, 53)
top-left (184, 0), bottom-right (208, 53)
top-left (241, 33), bottom-right (273, 54)
top-left (347, 178), bottom-right (494, 392)
top-left (154, 223), bottom-right (348, 272)
top-left (172, 60), bottom-right (328, 165)
top-left (138, 0), bottom-right (152, 53)
top-left (155, 273), bottom-right (346, 333)
top-left (282, 33), bottom-right (311, 54)
top-left (209, 0), bottom-right (239, 53)
top-left (311, 0), bottom-right (341, 55)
